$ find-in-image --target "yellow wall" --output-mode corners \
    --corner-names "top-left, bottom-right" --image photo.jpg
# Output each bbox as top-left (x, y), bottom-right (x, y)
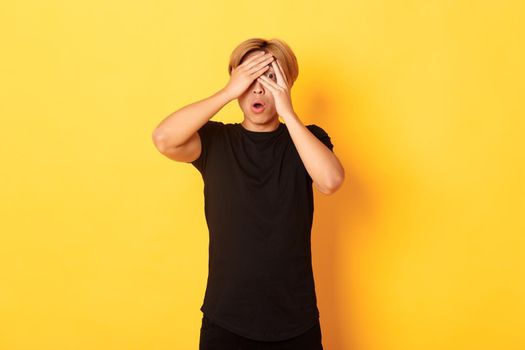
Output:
top-left (1, 1), bottom-right (524, 349)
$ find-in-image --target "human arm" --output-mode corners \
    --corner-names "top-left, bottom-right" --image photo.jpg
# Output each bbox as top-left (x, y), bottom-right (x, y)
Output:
top-left (151, 88), bottom-right (232, 162)
top-left (256, 59), bottom-right (345, 194)
top-left (151, 51), bottom-right (275, 162)
top-left (282, 114), bottom-right (345, 195)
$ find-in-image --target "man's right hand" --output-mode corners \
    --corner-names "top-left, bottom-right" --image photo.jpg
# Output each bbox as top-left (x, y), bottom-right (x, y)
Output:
top-left (223, 51), bottom-right (274, 100)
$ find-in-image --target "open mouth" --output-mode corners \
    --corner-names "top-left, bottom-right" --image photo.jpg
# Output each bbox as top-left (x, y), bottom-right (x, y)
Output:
top-left (251, 102), bottom-right (266, 113)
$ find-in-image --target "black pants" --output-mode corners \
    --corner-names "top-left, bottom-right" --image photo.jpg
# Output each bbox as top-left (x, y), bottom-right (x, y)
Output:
top-left (199, 315), bottom-right (323, 350)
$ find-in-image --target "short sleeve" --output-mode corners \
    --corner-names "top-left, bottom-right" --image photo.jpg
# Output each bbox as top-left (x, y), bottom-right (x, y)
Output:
top-left (306, 124), bottom-right (334, 151)
top-left (189, 120), bottom-right (224, 175)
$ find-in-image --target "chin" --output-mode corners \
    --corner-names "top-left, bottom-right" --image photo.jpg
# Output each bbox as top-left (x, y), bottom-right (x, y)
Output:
top-left (251, 113), bottom-right (276, 122)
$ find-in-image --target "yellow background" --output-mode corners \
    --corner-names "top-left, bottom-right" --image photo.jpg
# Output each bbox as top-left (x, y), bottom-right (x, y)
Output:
top-left (1, 1), bottom-right (524, 349)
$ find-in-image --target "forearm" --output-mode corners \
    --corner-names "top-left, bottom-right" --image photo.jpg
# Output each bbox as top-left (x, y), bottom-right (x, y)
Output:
top-left (283, 113), bottom-right (345, 194)
top-left (152, 87), bottom-right (233, 148)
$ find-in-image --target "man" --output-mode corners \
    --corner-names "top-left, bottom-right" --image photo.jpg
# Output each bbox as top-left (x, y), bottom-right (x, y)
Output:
top-left (152, 38), bottom-right (344, 350)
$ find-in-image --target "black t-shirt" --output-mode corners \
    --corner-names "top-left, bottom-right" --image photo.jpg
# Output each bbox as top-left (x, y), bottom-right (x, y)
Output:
top-left (189, 120), bottom-right (334, 341)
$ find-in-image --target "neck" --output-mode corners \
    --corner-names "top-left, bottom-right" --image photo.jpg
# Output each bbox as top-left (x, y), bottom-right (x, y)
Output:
top-left (241, 116), bottom-right (280, 132)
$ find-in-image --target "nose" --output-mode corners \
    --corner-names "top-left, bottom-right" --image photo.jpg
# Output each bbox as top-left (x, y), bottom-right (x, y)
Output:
top-left (252, 80), bottom-right (265, 94)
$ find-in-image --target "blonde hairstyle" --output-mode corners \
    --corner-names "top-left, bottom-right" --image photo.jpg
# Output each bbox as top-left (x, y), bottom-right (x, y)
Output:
top-left (227, 38), bottom-right (299, 88)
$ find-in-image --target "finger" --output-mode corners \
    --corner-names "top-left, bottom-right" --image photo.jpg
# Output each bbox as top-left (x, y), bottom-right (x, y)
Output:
top-left (244, 52), bottom-right (273, 70)
top-left (277, 60), bottom-right (289, 86)
top-left (272, 60), bottom-right (289, 87)
top-left (257, 75), bottom-right (280, 91)
top-left (245, 51), bottom-right (265, 63)
top-left (256, 75), bottom-right (274, 93)
top-left (235, 52), bottom-right (263, 71)
top-left (249, 55), bottom-right (273, 71)
top-left (235, 51), bottom-right (263, 71)
top-left (252, 65), bottom-right (270, 78)
top-left (259, 72), bottom-right (281, 90)
top-left (248, 56), bottom-right (274, 75)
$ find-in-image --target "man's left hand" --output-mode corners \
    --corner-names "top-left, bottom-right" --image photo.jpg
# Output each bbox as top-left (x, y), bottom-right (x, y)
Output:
top-left (257, 59), bottom-right (296, 119)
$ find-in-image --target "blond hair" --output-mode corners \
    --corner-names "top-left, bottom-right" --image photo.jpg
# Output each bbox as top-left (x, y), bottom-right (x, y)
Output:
top-left (227, 38), bottom-right (299, 88)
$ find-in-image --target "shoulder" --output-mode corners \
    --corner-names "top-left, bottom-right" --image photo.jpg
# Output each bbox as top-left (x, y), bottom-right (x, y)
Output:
top-left (197, 120), bottom-right (226, 137)
top-left (201, 120), bottom-right (226, 129)
top-left (306, 124), bottom-right (329, 135)
top-left (306, 124), bottom-right (334, 151)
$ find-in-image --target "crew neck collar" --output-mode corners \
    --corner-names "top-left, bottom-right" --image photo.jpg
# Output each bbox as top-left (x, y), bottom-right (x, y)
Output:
top-left (238, 122), bottom-right (284, 135)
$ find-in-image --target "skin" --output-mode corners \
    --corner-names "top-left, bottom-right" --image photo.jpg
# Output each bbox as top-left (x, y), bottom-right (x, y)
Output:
top-left (236, 50), bottom-right (282, 132)
top-left (153, 48), bottom-right (345, 194)
top-left (229, 49), bottom-right (346, 194)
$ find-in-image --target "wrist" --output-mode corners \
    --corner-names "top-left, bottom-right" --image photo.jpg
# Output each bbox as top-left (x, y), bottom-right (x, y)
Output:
top-left (219, 87), bottom-right (235, 102)
top-left (280, 111), bottom-right (298, 121)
